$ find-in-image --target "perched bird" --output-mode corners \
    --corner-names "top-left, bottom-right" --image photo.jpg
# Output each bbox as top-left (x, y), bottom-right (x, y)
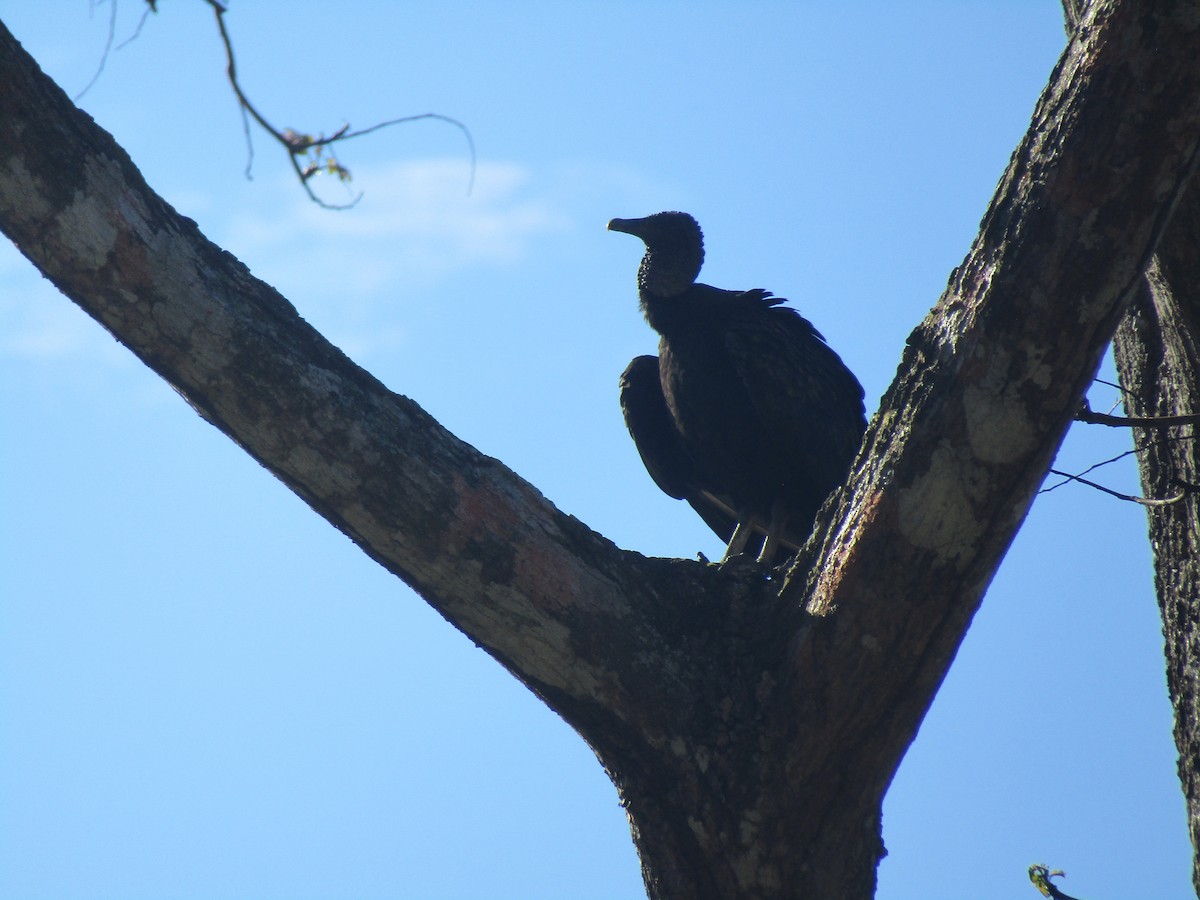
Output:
top-left (610, 211), bottom-right (866, 563)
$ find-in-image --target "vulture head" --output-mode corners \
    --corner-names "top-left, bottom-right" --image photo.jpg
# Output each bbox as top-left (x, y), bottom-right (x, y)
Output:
top-left (608, 211), bottom-right (705, 299)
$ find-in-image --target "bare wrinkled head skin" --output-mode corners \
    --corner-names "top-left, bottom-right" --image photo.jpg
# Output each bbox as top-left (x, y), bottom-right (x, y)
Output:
top-left (608, 211), bottom-right (705, 298)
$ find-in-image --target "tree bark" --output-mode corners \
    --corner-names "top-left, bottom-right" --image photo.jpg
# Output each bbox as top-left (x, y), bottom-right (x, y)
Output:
top-left (2, 1), bottom-right (1200, 897)
top-left (1059, 2), bottom-right (1200, 892)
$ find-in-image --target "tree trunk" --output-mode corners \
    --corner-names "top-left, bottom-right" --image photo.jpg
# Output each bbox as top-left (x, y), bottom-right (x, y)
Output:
top-left (1060, 2), bottom-right (1200, 891)
top-left (1111, 217), bottom-right (1200, 897)
top-left (2, 1), bottom-right (1200, 896)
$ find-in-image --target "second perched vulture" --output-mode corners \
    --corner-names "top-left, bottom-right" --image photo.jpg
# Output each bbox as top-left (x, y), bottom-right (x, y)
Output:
top-left (610, 211), bottom-right (866, 563)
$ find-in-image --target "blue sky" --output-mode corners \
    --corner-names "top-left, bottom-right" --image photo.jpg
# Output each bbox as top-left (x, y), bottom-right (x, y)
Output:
top-left (0, 2), bottom-right (1192, 898)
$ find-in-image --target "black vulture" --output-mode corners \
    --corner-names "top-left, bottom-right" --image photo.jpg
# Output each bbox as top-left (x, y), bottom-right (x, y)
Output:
top-left (610, 211), bottom-right (866, 563)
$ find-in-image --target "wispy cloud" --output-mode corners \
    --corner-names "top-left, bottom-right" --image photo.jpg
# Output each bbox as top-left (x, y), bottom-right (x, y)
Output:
top-left (225, 158), bottom-right (570, 295)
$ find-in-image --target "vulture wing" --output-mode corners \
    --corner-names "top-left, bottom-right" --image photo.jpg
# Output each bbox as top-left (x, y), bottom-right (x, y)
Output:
top-left (619, 355), bottom-right (739, 544)
top-left (721, 290), bottom-right (867, 534)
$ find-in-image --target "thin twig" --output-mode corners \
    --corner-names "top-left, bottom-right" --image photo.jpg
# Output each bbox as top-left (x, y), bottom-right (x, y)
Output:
top-left (202, 0), bottom-right (475, 209)
top-left (1045, 468), bottom-right (1186, 506)
top-left (114, 1), bottom-right (156, 52)
top-left (1075, 401), bottom-right (1200, 429)
top-left (1047, 384), bottom-right (1198, 500)
top-left (1040, 434), bottom-right (1194, 505)
top-left (75, 0), bottom-right (120, 101)
top-left (1092, 376), bottom-right (1129, 396)
top-left (320, 113), bottom-right (478, 194)
top-left (1040, 446), bottom-right (1143, 494)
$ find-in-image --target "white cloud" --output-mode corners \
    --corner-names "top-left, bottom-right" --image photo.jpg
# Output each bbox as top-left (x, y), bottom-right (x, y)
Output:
top-left (225, 158), bottom-right (570, 295)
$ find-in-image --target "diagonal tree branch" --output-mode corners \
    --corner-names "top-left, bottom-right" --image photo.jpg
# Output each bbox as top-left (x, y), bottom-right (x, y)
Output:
top-left (790, 0), bottom-right (1200, 675)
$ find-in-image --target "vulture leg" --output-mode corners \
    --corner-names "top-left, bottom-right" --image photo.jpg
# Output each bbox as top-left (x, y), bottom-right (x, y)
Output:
top-left (757, 504), bottom-right (788, 564)
top-left (721, 520), bottom-right (755, 561)
top-left (758, 500), bottom-right (801, 565)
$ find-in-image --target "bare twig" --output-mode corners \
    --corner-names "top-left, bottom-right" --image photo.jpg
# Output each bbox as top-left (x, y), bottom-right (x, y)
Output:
top-left (1041, 432), bottom-right (1195, 505)
top-left (71, 1), bottom-right (475, 209)
top-left (1045, 468), bottom-right (1187, 506)
top-left (114, 1), bottom-right (156, 52)
top-left (1044, 394), bottom-right (1197, 502)
top-left (202, 0), bottom-right (475, 209)
top-left (1092, 376), bottom-right (1129, 396)
top-left (1076, 400), bottom-right (1200, 429)
top-left (75, 0), bottom-right (121, 101)
top-left (1040, 445), bottom-right (1143, 495)
top-left (1046, 367), bottom-right (1195, 504)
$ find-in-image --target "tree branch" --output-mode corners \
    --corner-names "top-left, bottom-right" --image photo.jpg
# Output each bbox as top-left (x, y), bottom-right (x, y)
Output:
top-left (1075, 400), bottom-right (1200, 429)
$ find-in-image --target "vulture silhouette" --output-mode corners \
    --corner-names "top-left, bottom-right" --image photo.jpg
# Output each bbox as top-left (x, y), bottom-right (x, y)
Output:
top-left (611, 211), bottom-right (866, 563)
